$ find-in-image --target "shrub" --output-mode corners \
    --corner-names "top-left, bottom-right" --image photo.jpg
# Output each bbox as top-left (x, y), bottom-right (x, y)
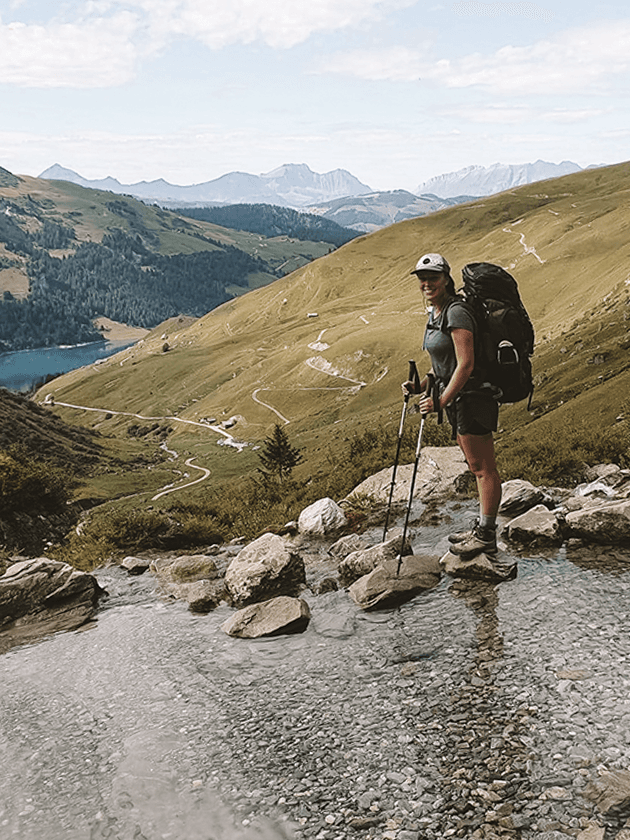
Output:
top-left (0, 445), bottom-right (70, 514)
top-left (497, 415), bottom-right (630, 486)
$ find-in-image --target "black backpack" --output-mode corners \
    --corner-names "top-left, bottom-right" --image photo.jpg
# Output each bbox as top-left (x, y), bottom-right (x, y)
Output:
top-left (460, 262), bottom-right (535, 407)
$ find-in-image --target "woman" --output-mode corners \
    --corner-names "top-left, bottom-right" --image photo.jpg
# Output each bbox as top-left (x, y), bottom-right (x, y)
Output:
top-left (404, 252), bottom-right (501, 558)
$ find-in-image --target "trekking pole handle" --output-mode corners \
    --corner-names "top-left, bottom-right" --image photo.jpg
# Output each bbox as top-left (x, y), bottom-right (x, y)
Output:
top-left (421, 372), bottom-right (436, 416)
top-left (408, 360), bottom-right (420, 397)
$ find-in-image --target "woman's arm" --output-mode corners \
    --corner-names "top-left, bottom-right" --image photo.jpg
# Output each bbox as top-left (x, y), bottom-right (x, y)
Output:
top-left (418, 328), bottom-right (474, 413)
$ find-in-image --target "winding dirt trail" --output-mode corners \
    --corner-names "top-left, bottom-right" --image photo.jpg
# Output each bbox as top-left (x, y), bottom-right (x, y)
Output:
top-left (151, 457), bottom-right (211, 501)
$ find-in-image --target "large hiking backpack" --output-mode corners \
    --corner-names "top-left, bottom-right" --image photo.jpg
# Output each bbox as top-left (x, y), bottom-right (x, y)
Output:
top-left (460, 262), bottom-right (535, 407)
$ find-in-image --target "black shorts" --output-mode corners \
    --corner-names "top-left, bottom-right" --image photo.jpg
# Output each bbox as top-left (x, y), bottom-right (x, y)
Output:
top-left (445, 391), bottom-right (499, 439)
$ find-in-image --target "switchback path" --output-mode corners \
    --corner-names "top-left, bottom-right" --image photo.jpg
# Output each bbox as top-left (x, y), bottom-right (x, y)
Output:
top-left (151, 457), bottom-right (211, 501)
top-left (45, 399), bottom-right (247, 451)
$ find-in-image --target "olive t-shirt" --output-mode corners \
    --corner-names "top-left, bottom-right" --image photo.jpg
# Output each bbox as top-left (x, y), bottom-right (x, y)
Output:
top-left (422, 300), bottom-right (475, 386)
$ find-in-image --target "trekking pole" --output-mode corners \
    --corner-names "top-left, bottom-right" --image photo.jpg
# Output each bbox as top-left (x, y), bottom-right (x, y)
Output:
top-left (396, 373), bottom-right (436, 576)
top-left (383, 360), bottom-right (419, 542)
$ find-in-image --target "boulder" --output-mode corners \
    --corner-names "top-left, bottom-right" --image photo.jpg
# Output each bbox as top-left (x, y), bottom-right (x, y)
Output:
top-left (504, 504), bottom-right (564, 545)
top-left (338, 535), bottom-right (413, 585)
top-left (348, 555), bottom-right (441, 611)
top-left (298, 498), bottom-right (347, 536)
top-left (499, 479), bottom-right (546, 516)
top-left (221, 596), bottom-right (311, 638)
top-left (565, 500), bottom-right (630, 544)
top-left (440, 551), bottom-right (517, 583)
top-left (346, 446), bottom-right (469, 504)
top-left (225, 533), bottom-right (305, 606)
top-left (0, 558), bottom-right (103, 652)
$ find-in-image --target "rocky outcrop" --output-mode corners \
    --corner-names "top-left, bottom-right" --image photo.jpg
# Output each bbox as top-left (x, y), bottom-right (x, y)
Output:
top-left (348, 555), bottom-right (441, 610)
top-left (0, 558), bottom-right (102, 652)
top-left (221, 595), bottom-right (311, 638)
top-left (225, 533), bottom-right (306, 606)
top-left (346, 446), bottom-right (469, 504)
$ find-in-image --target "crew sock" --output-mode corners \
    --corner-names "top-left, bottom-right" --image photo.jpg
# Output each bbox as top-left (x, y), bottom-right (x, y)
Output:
top-left (479, 513), bottom-right (497, 531)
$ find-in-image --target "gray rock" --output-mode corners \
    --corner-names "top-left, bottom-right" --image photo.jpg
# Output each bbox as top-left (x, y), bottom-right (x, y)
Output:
top-left (504, 504), bottom-right (564, 545)
top-left (348, 555), bottom-right (441, 611)
top-left (184, 579), bottom-right (227, 613)
top-left (576, 825), bottom-right (605, 840)
top-left (439, 551), bottom-right (517, 582)
top-left (298, 497), bottom-right (347, 536)
top-left (121, 555), bottom-right (151, 575)
top-left (338, 535), bottom-right (412, 584)
top-left (583, 769), bottom-right (630, 814)
top-left (225, 533), bottom-right (306, 606)
top-left (221, 595), bottom-right (311, 638)
top-left (151, 554), bottom-right (219, 583)
top-left (499, 479), bottom-right (546, 516)
top-left (0, 558), bottom-right (102, 652)
top-left (148, 554), bottom-right (223, 608)
top-left (566, 500), bottom-right (630, 544)
top-left (346, 446), bottom-right (469, 504)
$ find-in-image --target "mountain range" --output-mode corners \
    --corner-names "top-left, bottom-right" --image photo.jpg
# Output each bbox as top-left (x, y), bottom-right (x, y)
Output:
top-left (39, 160), bottom-right (590, 232)
top-left (38, 163), bottom-right (373, 209)
top-left (415, 160), bottom-right (584, 198)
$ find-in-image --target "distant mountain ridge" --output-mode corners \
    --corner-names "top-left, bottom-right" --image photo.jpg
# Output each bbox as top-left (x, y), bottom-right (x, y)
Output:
top-left (39, 159), bottom-right (594, 230)
top-left (38, 163), bottom-right (373, 209)
top-left (416, 160), bottom-right (584, 198)
top-left (305, 190), bottom-right (473, 233)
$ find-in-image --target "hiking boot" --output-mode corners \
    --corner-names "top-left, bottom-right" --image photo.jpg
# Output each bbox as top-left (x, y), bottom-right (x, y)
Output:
top-left (448, 518), bottom-right (479, 544)
top-left (450, 524), bottom-right (497, 559)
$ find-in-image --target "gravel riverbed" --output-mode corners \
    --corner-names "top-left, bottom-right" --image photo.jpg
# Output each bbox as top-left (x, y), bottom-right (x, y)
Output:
top-left (1, 511), bottom-right (630, 840)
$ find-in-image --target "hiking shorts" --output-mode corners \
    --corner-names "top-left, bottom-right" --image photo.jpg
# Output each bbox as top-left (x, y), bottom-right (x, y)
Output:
top-left (445, 391), bottom-right (499, 439)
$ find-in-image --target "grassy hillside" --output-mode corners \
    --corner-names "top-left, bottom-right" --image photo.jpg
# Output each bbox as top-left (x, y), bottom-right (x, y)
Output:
top-left (29, 162), bottom-right (630, 537)
top-left (0, 171), bottom-right (345, 350)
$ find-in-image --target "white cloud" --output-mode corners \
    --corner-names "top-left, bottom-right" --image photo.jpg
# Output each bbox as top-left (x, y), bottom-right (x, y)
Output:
top-left (132, 0), bottom-right (416, 50)
top-left (321, 19), bottom-right (630, 96)
top-left (453, 2), bottom-right (554, 22)
top-left (0, 12), bottom-right (140, 87)
top-left (0, 0), bottom-right (416, 87)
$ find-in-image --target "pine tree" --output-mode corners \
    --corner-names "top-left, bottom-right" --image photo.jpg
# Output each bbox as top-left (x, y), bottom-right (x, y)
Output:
top-left (257, 424), bottom-right (303, 484)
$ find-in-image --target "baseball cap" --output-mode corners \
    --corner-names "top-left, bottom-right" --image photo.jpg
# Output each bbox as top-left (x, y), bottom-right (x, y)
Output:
top-left (411, 253), bottom-right (450, 275)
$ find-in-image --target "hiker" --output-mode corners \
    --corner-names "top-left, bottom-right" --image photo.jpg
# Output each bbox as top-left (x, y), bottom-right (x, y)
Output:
top-left (403, 253), bottom-right (501, 557)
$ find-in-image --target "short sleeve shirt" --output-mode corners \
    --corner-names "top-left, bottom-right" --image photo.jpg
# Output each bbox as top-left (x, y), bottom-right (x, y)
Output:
top-left (422, 299), bottom-right (475, 386)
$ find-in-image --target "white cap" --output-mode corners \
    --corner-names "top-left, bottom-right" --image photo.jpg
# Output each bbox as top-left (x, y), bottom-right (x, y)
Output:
top-left (411, 253), bottom-right (450, 275)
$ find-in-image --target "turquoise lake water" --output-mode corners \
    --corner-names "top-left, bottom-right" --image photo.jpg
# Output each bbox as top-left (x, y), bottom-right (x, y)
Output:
top-left (0, 340), bottom-right (134, 392)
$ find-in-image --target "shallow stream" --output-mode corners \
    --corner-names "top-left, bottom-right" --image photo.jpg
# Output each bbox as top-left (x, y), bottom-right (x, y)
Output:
top-left (2, 512), bottom-right (630, 839)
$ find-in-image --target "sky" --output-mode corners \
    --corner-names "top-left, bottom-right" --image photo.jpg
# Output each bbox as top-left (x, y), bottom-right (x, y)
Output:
top-left (0, 0), bottom-right (629, 191)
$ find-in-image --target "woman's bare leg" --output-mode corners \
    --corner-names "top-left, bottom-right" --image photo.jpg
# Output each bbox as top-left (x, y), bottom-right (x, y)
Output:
top-left (457, 432), bottom-right (502, 518)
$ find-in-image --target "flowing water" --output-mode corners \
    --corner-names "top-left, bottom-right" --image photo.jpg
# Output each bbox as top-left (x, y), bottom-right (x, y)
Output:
top-left (1, 515), bottom-right (630, 840)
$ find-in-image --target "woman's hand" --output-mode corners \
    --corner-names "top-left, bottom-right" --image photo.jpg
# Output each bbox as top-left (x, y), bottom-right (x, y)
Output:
top-left (401, 379), bottom-right (416, 396)
top-left (418, 395), bottom-right (438, 415)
